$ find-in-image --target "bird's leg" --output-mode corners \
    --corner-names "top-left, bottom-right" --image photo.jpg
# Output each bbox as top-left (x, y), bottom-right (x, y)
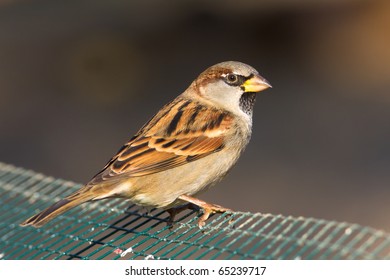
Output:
top-left (166, 203), bottom-right (200, 228)
top-left (178, 194), bottom-right (232, 228)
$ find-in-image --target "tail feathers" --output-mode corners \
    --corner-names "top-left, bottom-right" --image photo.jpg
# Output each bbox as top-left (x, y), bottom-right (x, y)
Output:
top-left (20, 191), bottom-right (97, 228)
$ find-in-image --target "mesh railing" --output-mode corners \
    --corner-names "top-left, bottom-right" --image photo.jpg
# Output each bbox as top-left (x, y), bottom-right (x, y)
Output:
top-left (0, 162), bottom-right (389, 260)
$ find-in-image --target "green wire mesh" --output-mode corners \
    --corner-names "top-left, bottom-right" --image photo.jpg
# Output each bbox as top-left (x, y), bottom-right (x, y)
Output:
top-left (0, 162), bottom-right (389, 260)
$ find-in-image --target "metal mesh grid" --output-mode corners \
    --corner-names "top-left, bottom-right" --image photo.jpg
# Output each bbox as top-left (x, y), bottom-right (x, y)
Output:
top-left (1, 162), bottom-right (389, 260)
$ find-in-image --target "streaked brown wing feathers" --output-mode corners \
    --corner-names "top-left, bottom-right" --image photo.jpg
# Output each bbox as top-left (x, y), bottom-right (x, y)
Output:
top-left (88, 97), bottom-right (233, 184)
top-left (111, 135), bottom-right (224, 177)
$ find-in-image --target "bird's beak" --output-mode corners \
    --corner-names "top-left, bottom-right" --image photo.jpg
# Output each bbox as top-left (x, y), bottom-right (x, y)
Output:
top-left (243, 74), bottom-right (272, 93)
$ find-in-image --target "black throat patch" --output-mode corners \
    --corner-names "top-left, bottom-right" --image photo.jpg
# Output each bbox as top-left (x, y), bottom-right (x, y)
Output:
top-left (239, 92), bottom-right (257, 115)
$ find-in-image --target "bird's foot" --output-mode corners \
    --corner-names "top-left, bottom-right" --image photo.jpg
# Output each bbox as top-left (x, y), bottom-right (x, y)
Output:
top-left (178, 194), bottom-right (232, 228)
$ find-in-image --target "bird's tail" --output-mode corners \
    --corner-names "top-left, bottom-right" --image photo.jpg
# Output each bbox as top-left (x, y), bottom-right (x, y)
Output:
top-left (20, 184), bottom-right (115, 228)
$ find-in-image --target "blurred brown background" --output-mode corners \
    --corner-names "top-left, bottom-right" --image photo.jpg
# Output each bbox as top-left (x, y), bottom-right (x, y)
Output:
top-left (1, 0), bottom-right (389, 231)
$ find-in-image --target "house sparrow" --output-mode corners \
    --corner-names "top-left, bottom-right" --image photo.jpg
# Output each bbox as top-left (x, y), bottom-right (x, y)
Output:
top-left (21, 61), bottom-right (271, 228)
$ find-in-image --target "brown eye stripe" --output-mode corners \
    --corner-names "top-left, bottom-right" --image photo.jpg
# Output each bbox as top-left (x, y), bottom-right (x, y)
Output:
top-left (196, 67), bottom-right (231, 87)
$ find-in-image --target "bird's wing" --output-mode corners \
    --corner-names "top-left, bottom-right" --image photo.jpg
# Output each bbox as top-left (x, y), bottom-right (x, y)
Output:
top-left (88, 98), bottom-right (234, 185)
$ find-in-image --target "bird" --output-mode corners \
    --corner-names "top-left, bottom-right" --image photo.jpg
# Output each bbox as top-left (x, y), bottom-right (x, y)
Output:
top-left (20, 61), bottom-right (271, 229)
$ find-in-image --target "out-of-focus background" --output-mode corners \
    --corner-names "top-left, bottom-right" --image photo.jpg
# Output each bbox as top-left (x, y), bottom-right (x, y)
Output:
top-left (1, 0), bottom-right (389, 231)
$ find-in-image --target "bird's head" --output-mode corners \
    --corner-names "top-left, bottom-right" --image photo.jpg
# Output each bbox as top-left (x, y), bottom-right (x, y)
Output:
top-left (188, 61), bottom-right (271, 117)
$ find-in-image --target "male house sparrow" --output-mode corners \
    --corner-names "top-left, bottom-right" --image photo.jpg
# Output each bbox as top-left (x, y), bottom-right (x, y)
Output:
top-left (21, 61), bottom-right (271, 228)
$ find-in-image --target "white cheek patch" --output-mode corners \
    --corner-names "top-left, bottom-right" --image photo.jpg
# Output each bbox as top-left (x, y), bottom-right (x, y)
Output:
top-left (198, 78), bottom-right (254, 128)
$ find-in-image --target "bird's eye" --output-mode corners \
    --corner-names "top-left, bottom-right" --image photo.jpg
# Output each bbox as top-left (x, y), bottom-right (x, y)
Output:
top-left (225, 73), bottom-right (239, 85)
